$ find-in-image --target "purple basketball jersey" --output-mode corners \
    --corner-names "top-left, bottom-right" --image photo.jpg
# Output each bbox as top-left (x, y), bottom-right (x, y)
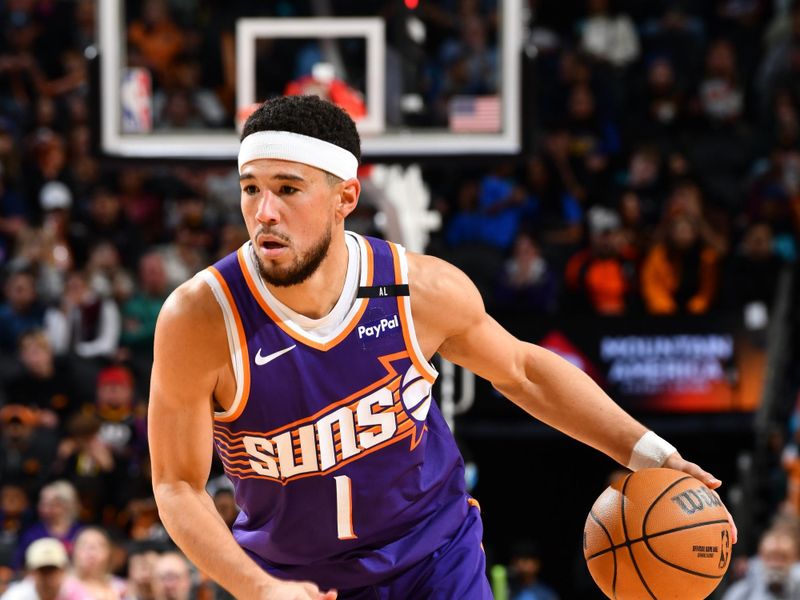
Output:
top-left (199, 233), bottom-right (471, 589)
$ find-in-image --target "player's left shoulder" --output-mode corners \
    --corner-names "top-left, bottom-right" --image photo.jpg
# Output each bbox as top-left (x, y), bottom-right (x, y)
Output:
top-left (405, 252), bottom-right (486, 336)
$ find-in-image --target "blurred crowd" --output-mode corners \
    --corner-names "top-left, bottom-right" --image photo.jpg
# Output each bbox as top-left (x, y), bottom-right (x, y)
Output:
top-left (427, 0), bottom-right (800, 323)
top-left (1, 0), bottom-right (800, 598)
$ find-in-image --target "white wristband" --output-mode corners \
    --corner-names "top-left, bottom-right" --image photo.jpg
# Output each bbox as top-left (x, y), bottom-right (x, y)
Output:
top-left (627, 431), bottom-right (677, 471)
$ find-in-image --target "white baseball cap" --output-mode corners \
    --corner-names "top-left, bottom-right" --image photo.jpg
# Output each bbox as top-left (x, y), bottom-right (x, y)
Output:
top-left (39, 181), bottom-right (73, 211)
top-left (26, 538), bottom-right (69, 570)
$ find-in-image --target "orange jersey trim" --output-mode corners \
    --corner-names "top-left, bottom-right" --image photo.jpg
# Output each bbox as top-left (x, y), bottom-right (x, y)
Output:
top-left (388, 243), bottom-right (436, 384)
top-left (207, 266), bottom-right (251, 423)
top-left (236, 240), bottom-right (374, 352)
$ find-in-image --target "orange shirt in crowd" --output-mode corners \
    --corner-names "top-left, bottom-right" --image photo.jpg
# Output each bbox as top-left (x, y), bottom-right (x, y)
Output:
top-left (565, 252), bottom-right (629, 315)
top-left (640, 244), bottom-right (719, 314)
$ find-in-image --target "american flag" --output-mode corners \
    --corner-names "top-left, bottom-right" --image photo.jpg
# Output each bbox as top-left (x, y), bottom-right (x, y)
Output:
top-left (448, 95), bottom-right (502, 133)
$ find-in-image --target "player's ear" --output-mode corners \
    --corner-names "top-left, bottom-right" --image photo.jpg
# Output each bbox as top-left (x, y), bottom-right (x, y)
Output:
top-left (335, 177), bottom-right (360, 222)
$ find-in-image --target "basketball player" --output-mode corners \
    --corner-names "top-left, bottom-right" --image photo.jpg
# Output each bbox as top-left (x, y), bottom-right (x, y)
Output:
top-left (148, 95), bottom-right (734, 599)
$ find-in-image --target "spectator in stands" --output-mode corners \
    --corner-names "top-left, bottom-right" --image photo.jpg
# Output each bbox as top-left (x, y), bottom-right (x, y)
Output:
top-left (93, 365), bottom-right (146, 469)
top-left (621, 145), bottom-right (668, 227)
top-left (565, 206), bottom-right (637, 315)
top-left (757, 0), bottom-right (800, 116)
top-left (722, 527), bottom-right (800, 599)
top-left (22, 130), bottom-right (71, 226)
top-left (617, 190), bottom-right (651, 255)
top-left (155, 90), bottom-right (204, 130)
top-left (747, 145), bottom-right (800, 262)
top-left (127, 0), bottom-right (186, 88)
top-left (627, 56), bottom-right (689, 153)
top-left (578, 0), bottom-right (640, 69)
top-left (782, 426), bottom-right (800, 516)
top-left (0, 483), bottom-right (32, 568)
top-left (443, 177), bottom-right (505, 301)
top-left (214, 220), bottom-right (249, 262)
top-left (45, 269), bottom-right (120, 360)
top-left (73, 186), bottom-right (144, 271)
top-left (0, 405), bottom-right (55, 503)
top-left (152, 552), bottom-right (192, 600)
top-left (3, 330), bottom-right (81, 431)
top-left (158, 222), bottom-right (208, 292)
top-left (1, 538), bottom-right (83, 600)
top-left (39, 181), bottom-right (76, 277)
top-left (0, 566), bottom-right (11, 597)
top-left (492, 231), bottom-right (557, 314)
top-left (153, 54), bottom-right (227, 129)
top-left (728, 222), bottom-right (785, 311)
top-left (0, 268), bottom-right (45, 356)
top-left (762, 88), bottom-right (800, 153)
top-left (52, 413), bottom-right (128, 524)
top-left (437, 14), bottom-right (498, 106)
top-left (443, 178), bottom-right (482, 247)
top-left (521, 154), bottom-right (584, 261)
top-left (640, 3), bottom-right (706, 86)
top-left (0, 164), bottom-right (25, 265)
top-left (687, 42), bottom-right (757, 211)
top-left (71, 527), bottom-right (128, 599)
top-left (563, 83), bottom-right (620, 204)
top-left (120, 252), bottom-right (169, 368)
top-left (0, 11), bottom-right (43, 128)
top-left (212, 489), bottom-right (239, 531)
top-left (664, 178), bottom-right (729, 256)
top-left (698, 39), bottom-right (745, 125)
top-left (507, 540), bottom-right (559, 600)
top-left (641, 212), bottom-right (721, 314)
top-left (474, 162), bottom-right (537, 252)
top-left (126, 541), bottom-right (160, 600)
top-left (117, 169), bottom-right (163, 245)
top-left (14, 482), bottom-right (81, 570)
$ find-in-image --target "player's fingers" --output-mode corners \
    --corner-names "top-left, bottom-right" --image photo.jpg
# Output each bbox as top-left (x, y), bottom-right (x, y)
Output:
top-left (664, 456), bottom-right (722, 489)
top-left (319, 591), bottom-right (338, 599)
top-left (726, 505), bottom-right (738, 544)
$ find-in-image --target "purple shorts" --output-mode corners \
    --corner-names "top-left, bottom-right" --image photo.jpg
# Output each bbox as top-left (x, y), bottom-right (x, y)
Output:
top-left (335, 505), bottom-right (493, 600)
top-left (251, 504), bottom-right (493, 599)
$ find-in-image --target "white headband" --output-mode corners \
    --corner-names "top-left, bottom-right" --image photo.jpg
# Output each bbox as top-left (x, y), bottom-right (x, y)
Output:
top-left (238, 130), bottom-right (359, 180)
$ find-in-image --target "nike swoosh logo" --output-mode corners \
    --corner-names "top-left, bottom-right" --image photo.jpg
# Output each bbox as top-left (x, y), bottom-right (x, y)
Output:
top-left (255, 345), bottom-right (296, 366)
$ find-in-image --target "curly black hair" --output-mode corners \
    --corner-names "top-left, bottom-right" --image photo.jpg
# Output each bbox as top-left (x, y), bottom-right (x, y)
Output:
top-left (241, 95), bottom-right (361, 163)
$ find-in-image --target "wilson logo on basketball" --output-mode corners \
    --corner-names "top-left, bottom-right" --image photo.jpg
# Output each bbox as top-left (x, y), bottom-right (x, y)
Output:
top-left (670, 486), bottom-right (722, 515)
top-left (213, 353), bottom-right (432, 484)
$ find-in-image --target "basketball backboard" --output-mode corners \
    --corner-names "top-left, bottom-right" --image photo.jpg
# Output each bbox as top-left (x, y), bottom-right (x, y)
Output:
top-left (96, 0), bottom-right (522, 161)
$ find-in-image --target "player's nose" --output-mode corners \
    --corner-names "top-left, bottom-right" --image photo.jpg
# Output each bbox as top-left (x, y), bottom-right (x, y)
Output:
top-left (255, 190), bottom-right (281, 224)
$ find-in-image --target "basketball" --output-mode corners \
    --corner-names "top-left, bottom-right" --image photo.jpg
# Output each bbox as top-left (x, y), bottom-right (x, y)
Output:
top-left (583, 468), bottom-right (731, 600)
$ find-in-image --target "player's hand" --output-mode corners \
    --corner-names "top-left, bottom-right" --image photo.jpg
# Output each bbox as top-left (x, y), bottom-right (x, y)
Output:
top-left (663, 452), bottom-right (738, 544)
top-left (258, 580), bottom-right (337, 599)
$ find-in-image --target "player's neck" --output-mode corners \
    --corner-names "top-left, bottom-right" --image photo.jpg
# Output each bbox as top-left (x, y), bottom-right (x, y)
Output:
top-left (264, 231), bottom-right (349, 319)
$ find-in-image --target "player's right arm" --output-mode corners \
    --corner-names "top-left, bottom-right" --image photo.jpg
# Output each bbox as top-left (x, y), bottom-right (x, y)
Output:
top-left (149, 276), bottom-right (336, 600)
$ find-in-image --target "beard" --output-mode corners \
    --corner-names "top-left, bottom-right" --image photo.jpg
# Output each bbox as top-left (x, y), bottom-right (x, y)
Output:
top-left (253, 226), bottom-right (332, 287)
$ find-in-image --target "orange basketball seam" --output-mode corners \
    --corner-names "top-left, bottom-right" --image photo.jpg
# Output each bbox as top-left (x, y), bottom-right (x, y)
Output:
top-left (587, 510), bottom-right (617, 595)
top-left (620, 474), bottom-right (658, 600)
top-left (640, 475), bottom-right (730, 579)
top-left (586, 518), bottom-right (731, 565)
top-left (642, 521), bottom-right (730, 579)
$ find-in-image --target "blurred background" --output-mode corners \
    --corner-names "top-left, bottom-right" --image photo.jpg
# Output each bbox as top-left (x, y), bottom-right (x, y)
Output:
top-left (0, 0), bottom-right (799, 598)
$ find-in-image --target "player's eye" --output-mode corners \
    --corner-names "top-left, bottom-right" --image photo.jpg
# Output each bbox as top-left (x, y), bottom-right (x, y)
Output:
top-left (242, 184), bottom-right (258, 195)
top-left (279, 185), bottom-right (299, 195)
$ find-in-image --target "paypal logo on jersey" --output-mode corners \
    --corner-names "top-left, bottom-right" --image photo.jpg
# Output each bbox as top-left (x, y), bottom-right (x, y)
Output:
top-left (357, 315), bottom-right (399, 339)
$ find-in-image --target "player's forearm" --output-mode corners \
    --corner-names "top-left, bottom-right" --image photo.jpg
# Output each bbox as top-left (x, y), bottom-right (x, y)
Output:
top-left (495, 343), bottom-right (649, 466)
top-left (154, 480), bottom-right (275, 598)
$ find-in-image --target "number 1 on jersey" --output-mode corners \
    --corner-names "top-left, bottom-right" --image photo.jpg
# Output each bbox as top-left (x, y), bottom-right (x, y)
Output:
top-left (334, 475), bottom-right (357, 540)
